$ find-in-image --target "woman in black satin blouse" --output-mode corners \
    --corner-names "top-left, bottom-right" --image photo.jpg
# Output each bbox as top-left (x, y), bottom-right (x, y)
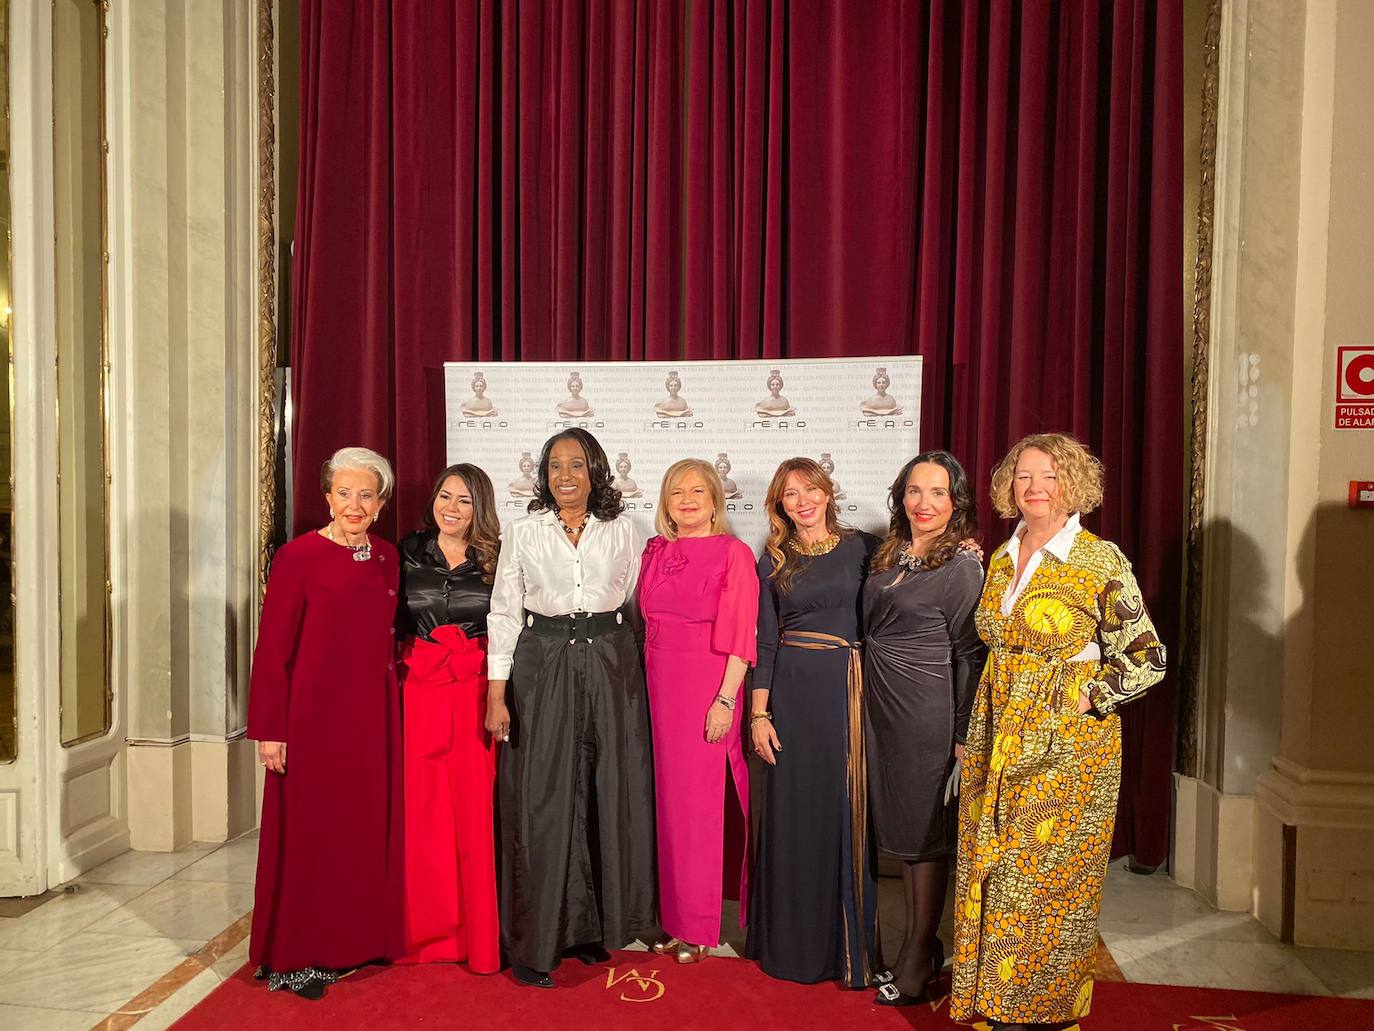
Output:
top-left (395, 463), bottom-right (503, 973)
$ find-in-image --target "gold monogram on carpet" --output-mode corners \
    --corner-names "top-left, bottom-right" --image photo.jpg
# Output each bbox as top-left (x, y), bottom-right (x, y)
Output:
top-left (604, 965), bottom-right (666, 1003)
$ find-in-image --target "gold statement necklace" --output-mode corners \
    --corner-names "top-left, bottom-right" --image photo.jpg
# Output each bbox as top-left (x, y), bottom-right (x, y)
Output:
top-left (787, 531), bottom-right (841, 556)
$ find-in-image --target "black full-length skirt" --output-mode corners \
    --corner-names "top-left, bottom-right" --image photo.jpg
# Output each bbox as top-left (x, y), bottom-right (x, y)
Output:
top-left (498, 620), bottom-right (657, 972)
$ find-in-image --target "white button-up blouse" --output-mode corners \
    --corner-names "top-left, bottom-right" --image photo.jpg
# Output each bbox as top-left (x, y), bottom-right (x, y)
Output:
top-left (487, 509), bottom-right (641, 680)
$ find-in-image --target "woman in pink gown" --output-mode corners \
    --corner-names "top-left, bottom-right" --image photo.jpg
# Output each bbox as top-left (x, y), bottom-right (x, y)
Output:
top-left (640, 459), bottom-right (759, 963)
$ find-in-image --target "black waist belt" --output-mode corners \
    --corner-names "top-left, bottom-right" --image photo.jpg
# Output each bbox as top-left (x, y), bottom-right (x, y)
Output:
top-left (523, 609), bottom-right (626, 642)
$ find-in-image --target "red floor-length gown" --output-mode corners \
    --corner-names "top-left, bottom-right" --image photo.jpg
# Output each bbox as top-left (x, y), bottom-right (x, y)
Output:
top-left (394, 531), bottom-right (500, 972)
top-left (248, 532), bottom-right (404, 974)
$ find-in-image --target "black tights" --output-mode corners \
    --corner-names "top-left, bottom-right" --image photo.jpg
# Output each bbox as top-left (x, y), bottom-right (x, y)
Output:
top-left (889, 856), bottom-right (948, 996)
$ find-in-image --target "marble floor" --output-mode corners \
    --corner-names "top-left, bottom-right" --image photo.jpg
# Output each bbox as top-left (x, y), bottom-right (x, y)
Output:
top-left (0, 847), bottom-right (1371, 1029)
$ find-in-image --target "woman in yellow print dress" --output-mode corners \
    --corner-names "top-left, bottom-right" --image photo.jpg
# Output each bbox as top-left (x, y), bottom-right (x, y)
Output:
top-left (951, 434), bottom-right (1165, 1030)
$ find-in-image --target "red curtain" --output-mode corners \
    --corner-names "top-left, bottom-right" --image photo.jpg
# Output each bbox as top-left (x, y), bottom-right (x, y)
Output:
top-left (291, 0), bottom-right (1182, 866)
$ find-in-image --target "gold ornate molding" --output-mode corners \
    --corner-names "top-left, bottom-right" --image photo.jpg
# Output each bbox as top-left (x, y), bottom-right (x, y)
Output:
top-left (256, 0), bottom-right (278, 603)
top-left (1178, 0), bottom-right (1221, 777)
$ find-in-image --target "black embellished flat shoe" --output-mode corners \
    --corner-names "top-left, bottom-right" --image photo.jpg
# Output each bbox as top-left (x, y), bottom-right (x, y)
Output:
top-left (875, 982), bottom-right (923, 1007)
top-left (567, 943), bottom-right (611, 965)
top-left (512, 963), bottom-right (554, 988)
top-left (292, 977), bottom-right (328, 1001)
top-left (874, 939), bottom-right (943, 1008)
top-left (257, 965), bottom-right (337, 999)
top-left (872, 968), bottom-right (894, 986)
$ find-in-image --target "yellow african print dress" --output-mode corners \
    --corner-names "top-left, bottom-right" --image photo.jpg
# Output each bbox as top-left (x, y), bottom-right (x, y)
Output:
top-left (950, 528), bottom-right (1165, 1026)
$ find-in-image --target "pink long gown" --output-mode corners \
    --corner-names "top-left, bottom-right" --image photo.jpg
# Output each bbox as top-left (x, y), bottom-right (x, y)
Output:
top-left (639, 533), bottom-right (759, 947)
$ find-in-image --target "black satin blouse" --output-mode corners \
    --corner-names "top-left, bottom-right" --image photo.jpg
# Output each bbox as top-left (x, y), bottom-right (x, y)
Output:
top-left (397, 531), bottom-right (493, 641)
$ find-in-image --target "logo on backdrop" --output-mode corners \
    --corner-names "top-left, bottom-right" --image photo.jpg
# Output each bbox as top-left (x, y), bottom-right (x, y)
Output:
top-left (819, 452), bottom-right (847, 501)
top-left (557, 370), bottom-right (596, 419)
top-left (509, 451), bottom-right (537, 497)
top-left (860, 365), bottom-right (902, 416)
top-left (614, 452), bottom-right (643, 498)
top-left (654, 371), bottom-right (693, 418)
top-left (459, 371), bottom-right (498, 418)
top-left (755, 368), bottom-right (797, 418)
top-left (715, 453), bottom-right (742, 499)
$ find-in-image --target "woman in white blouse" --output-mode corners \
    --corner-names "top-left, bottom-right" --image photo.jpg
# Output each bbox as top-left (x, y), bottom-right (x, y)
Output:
top-left (484, 428), bottom-right (657, 988)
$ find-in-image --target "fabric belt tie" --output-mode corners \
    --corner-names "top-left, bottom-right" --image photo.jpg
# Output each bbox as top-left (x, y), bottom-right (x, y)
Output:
top-left (979, 642), bottom-right (1098, 850)
top-left (399, 626), bottom-right (487, 758)
top-left (524, 608), bottom-right (625, 643)
top-left (400, 624), bottom-right (487, 683)
top-left (778, 629), bottom-right (870, 986)
top-left (1001, 642), bottom-right (1101, 662)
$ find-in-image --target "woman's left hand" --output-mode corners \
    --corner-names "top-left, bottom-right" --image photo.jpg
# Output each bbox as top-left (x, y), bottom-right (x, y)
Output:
top-left (704, 702), bottom-right (733, 744)
top-left (957, 538), bottom-right (985, 561)
top-left (954, 743), bottom-right (967, 762)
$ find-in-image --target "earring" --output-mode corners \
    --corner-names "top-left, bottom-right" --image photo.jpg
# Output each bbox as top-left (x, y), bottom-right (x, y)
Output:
top-left (710, 512), bottom-right (716, 523)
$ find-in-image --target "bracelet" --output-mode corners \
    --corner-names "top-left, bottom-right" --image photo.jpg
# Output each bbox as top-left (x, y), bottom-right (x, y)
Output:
top-left (750, 711), bottom-right (773, 724)
top-left (713, 694), bottom-right (736, 710)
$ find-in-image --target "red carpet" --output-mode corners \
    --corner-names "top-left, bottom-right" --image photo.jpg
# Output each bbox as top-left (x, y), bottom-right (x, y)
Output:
top-left (173, 952), bottom-right (1374, 1030)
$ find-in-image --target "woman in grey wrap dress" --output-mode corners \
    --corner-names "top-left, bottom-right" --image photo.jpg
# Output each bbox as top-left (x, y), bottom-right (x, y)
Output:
top-left (863, 450), bottom-right (985, 1006)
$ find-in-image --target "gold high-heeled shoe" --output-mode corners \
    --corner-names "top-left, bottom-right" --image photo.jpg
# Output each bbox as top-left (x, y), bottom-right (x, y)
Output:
top-left (651, 936), bottom-right (681, 956)
top-left (675, 942), bottom-right (709, 964)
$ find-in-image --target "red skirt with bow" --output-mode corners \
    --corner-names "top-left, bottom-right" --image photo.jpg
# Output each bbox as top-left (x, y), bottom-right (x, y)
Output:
top-left (398, 626), bottom-right (499, 972)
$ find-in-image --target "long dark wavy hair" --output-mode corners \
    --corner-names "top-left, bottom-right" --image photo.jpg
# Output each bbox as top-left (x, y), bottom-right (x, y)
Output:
top-left (871, 450), bottom-right (978, 574)
top-left (423, 463), bottom-right (502, 583)
top-left (528, 428), bottom-right (624, 520)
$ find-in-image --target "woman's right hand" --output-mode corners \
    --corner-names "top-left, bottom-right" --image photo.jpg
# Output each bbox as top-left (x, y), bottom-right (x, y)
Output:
top-left (258, 740), bottom-right (286, 774)
top-left (751, 718), bottom-right (781, 766)
top-left (484, 683), bottom-right (511, 742)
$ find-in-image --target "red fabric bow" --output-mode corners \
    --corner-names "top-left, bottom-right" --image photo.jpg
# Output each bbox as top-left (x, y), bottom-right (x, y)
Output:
top-left (400, 624), bottom-right (487, 685)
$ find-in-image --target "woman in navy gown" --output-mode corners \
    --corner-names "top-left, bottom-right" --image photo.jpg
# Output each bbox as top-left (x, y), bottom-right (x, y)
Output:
top-left (746, 457), bottom-right (878, 987)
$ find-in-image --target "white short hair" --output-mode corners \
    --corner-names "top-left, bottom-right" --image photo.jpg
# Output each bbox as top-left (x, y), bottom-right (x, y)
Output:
top-left (321, 446), bottom-right (394, 500)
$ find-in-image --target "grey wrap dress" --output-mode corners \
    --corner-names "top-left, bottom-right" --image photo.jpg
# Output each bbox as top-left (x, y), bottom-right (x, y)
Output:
top-left (862, 550), bottom-right (985, 859)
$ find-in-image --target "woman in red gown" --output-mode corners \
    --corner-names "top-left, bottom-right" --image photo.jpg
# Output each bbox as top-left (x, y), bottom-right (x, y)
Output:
top-left (396, 464), bottom-right (502, 972)
top-left (248, 447), bottom-right (404, 999)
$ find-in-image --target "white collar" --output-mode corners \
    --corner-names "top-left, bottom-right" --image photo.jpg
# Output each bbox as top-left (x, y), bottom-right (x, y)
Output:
top-left (534, 507), bottom-right (603, 526)
top-left (1006, 512), bottom-right (1081, 564)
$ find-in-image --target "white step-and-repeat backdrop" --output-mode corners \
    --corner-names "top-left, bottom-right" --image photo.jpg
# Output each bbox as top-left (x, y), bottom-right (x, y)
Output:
top-left (443, 357), bottom-right (922, 552)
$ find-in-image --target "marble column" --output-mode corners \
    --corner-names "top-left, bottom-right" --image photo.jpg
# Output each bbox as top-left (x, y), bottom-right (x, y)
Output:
top-left (1175, 0), bottom-right (1307, 914)
top-left (118, 0), bottom-right (260, 850)
top-left (1183, 0), bottom-right (1374, 948)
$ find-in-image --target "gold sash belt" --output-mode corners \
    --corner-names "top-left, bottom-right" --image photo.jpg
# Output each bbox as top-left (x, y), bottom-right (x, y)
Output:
top-left (779, 629), bottom-right (869, 984)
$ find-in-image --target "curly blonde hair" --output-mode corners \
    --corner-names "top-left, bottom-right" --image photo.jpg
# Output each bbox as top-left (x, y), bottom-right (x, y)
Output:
top-left (655, 458), bottom-right (734, 539)
top-left (989, 433), bottom-right (1104, 519)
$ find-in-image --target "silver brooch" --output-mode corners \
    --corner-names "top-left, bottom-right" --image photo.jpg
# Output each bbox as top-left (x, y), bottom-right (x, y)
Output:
top-left (897, 549), bottom-right (925, 571)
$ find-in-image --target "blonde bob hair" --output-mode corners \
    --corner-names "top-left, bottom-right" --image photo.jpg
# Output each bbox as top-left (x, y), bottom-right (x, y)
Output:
top-left (654, 458), bottom-right (734, 539)
top-left (320, 446), bottom-right (395, 501)
top-left (989, 432), bottom-right (1103, 519)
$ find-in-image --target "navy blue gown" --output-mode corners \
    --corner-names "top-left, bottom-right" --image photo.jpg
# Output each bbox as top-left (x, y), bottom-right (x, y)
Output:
top-left (746, 531), bottom-right (878, 987)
